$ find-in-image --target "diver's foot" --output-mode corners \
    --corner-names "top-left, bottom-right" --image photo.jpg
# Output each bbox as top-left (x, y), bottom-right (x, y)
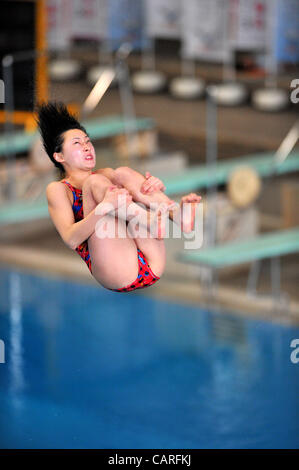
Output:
top-left (153, 201), bottom-right (177, 239)
top-left (180, 193), bottom-right (202, 233)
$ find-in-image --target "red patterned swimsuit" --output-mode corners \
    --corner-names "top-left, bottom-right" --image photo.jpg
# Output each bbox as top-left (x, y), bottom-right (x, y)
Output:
top-left (62, 179), bottom-right (160, 292)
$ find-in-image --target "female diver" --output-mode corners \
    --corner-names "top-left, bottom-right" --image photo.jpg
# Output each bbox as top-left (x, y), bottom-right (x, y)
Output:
top-left (37, 102), bottom-right (201, 293)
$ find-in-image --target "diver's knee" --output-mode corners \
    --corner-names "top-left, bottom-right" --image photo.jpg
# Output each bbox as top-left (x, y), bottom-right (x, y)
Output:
top-left (113, 166), bottom-right (135, 184)
top-left (83, 173), bottom-right (111, 191)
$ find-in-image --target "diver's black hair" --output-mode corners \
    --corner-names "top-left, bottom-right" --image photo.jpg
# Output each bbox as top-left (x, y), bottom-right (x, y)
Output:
top-left (36, 102), bottom-right (87, 174)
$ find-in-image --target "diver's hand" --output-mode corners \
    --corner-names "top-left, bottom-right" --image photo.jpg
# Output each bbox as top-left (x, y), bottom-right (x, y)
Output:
top-left (97, 186), bottom-right (132, 215)
top-left (104, 186), bottom-right (132, 208)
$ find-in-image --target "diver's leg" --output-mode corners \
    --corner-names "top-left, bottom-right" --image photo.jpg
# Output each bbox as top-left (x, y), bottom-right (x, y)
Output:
top-left (111, 166), bottom-right (202, 232)
top-left (112, 166), bottom-right (176, 210)
top-left (82, 174), bottom-right (139, 289)
top-left (129, 226), bottom-right (166, 279)
top-left (86, 173), bottom-right (170, 239)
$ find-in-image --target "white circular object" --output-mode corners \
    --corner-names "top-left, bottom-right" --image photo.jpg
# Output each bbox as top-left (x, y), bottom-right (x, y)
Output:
top-left (132, 70), bottom-right (166, 94)
top-left (169, 76), bottom-right (205, 100)
top-left (49, 59), bottom-right (82, 81)
top-left (228, 166), bottom-right (262, 209)
top-left (207, 82), bottom-right (248, 106)
top-left (252, 88), bottom-right (289, 112)
top-left (87, 65), bottom-right (117, 87)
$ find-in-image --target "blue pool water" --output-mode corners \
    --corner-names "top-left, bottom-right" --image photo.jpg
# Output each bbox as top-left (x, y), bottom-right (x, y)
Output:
top-left (0, 266), bottom-right (298, 449)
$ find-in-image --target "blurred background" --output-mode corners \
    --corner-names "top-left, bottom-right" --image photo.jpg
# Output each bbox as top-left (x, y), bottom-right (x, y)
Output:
top-left (0, 0), bottom-right (299, 450)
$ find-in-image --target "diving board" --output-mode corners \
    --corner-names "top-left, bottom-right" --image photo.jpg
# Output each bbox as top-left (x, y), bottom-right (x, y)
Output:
top-left (178, 227), bottom-right (299, 268)
top-left (0, 115), bottom-right (155, 157)
top-left (164, 151), bottom-right (299, 196)
top-left (178, 227), bottom-right (299, 308)
top-left (0, 198), bottom-right (49, 224)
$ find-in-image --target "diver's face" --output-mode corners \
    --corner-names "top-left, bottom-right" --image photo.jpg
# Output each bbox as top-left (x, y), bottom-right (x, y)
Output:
top-left (56, 129), bottom-right (96, 171)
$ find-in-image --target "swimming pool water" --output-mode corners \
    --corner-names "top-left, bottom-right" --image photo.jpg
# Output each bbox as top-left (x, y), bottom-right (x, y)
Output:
top-left (0, 266), bottom-right (298, 449)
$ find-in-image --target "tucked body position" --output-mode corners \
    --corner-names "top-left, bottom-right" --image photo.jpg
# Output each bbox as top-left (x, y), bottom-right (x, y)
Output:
top-left (37, 102), bottom-right (201, 293)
